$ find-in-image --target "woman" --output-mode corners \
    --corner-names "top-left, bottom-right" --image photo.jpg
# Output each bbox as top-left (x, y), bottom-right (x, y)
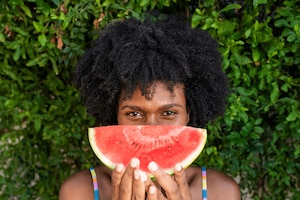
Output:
top-left (59, 15), bottom-right (241, 200)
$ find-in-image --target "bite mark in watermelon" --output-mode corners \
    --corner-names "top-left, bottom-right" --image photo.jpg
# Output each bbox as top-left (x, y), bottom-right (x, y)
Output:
top-left (88, 125), bottom-right (207, 175)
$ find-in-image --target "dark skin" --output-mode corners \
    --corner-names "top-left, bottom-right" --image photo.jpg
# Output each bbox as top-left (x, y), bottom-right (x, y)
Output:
top-left (59, 81), bottom-right (241, 200)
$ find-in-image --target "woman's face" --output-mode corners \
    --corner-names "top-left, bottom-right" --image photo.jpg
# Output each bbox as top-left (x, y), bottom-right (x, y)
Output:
top-left (117, 81), bottom-right (190, 125)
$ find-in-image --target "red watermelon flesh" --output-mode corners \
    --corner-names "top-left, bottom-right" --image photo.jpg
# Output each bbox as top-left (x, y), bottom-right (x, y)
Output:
top-left (88, 125), bottom-right (207, 174)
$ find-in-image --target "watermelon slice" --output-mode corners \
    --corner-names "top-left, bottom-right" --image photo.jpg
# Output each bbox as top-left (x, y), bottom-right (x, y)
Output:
top-left (88, 125), bottom-right (207, 175)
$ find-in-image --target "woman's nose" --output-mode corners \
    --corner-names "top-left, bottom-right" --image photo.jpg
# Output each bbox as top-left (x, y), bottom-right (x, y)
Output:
top-left (144, 115), bottom-right (160, 125)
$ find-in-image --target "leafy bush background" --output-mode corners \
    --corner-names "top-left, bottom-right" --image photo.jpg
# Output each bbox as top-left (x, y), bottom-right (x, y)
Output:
top-left (0, 0), bottom-right (299, 199)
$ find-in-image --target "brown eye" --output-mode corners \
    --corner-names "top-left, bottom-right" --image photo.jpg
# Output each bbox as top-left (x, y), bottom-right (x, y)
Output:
top-left (127, 111), bottom-right (143, 117)
top-left (161, 110), bottom-right (177, 116)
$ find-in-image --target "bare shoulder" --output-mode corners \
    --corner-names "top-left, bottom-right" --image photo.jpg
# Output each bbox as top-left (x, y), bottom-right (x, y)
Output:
top-left (59, 169), bottom-right (94, 200)
top-left (186, 167), bottom-right (240, 200)
top-left (206, 168), bottom-right (241, 200)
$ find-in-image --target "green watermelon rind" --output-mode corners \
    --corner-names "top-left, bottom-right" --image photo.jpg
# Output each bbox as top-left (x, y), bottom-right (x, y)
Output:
top-left (88, 127), bottom-right (117, 169)
top-left (88, 126), bottom-right (207, 176)
top-left (174, 128), bottom-right (207, 170)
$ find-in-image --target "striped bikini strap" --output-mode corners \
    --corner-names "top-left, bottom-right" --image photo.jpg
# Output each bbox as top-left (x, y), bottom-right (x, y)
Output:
top-left (202, 167), bottom-right (207, 200)
top-left (90, 167), bottom-right (99, 200)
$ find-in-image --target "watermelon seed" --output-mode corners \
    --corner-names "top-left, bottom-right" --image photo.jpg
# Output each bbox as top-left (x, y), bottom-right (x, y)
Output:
top-left (131, 141), bottom-right (140, 148)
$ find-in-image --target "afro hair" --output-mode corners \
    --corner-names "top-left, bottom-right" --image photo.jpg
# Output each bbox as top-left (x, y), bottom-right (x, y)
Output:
top-left (74, 15), bottom-right (229, 127)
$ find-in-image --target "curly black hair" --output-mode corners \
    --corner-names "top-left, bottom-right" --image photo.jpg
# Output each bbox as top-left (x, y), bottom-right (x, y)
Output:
top-left (74, 15), bottom-right (229, 127)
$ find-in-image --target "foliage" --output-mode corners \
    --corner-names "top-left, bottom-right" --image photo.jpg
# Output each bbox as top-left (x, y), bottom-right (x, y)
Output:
top-left (193, 0), bottom-right (300, 199)
top-left (0, 0), bottom-right (299, 199)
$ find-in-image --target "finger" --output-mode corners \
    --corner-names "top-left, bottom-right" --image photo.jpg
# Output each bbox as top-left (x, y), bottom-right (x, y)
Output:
top-left (145, 178), bottom-right (166, 200)
top-left (119, 158), bottom-right (140, 200)
top-left (132, 169), bottom-right (147, 200)
top-left (111, 164), bottom-right (125, 200)
top-left (148, 161), bottom-right (180, 199)
top-left (146, 185), bottom-right (158, 200)
top-left (174, 164), bottom-right (191, 200)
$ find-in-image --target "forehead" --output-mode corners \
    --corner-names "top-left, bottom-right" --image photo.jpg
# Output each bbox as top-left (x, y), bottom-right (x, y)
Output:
top-left (119, 81), bottom-right (186, 103)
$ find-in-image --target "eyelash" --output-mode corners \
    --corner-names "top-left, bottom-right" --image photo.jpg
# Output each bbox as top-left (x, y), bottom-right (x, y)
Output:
top-left (161, 110), bottom-right (177, 116)
top-left (125, 110), bottom-right (178, 117)
top-left (126, 111), bottom-right (143, 117)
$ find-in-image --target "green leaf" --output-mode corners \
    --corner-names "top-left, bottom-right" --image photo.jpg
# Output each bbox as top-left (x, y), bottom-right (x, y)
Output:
top-left (37, 1), bottom-right (51, 16)
top-left (239, 111), bottom-right (249, 123)
top-left (295, 148), bottom-right (300, 156)
top-left (3, 68), bottom-right (18, 81)
top-left (50, 57), bottom-right (59, 75)
top-left (26, 58), bottom-right (39, 67)
top-left (51, 0), bottom-right (60, 6)
top-left (286, 111), bottom-right (298, 121)
top-left (270, 82), bottom-right (279, 104)
top-left (224, 115), bottom-right (233, 129)
top-left (11, 27), bottom-right (29, 36)
top-left (252, 48), bottom-right (260, 62)
top-left (0, 33), bottom-right (5, 43)
top-left (111, 3), bottom-right (126, 10)
top-left (191, 14), bottom-right (206, 28)
top-left (245, 29), bottom-right (252, 39)
top-left (250, 132), bottom-right (260, 139)
top-left (281, 83), bottom-right (290, 92)
top-left (38, 34), bottom-right (47, 47)
top-left (20, 4), bottom-right (33, 18)
top-left (4, 99), bottom-right (18, 108)
top-left (254, 118), bottom-right (263, 125)
top-left (274, 19), bottom-right (290, 28)
top-left (205, 146), bottom-right (217, 155)
top-left (253, 0), bottom-right (267, 7)
top-left (212, 20), bottom-right (238, 35)
top-left (13, 46), bottom-right (21, 61)
top-left (34, 117), bottom-right (42, 132)
top-left (232, 65), bottom-right (241, 78)
top-left (287, 33), bottom-right (296, 42)
top-left (219, 4), bottom-right (241, 13)
top-left (253, 126), bottom-right (264, 134)
top-left (140, 0), bottom-right (149, 7)
top-left (33, 21), bottom-right (44, 32)
top-left (234, 54), bottom-right (252, 66)
top-left (282, 29), bottom-right (295, 37)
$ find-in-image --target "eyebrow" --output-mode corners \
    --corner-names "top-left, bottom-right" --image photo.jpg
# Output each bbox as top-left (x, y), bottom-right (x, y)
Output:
top-left (119, 104), bottom-right (185, 111)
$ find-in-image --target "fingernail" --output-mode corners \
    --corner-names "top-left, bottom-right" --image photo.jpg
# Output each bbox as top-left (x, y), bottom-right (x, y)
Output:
top-left (175, 163), bottom-right (182, 172)
top-left (140, 171), bottom-right (148, 182)
top-left (134, 169), bottom-right (140, 180)
top-left (148, 161), bottom-right (158, 172)
top-left (115, 164), bottom-right (124, 172)
top-left (130, 158), bottom-right (140, 168)
top-left (149, 185), bottom-right (156, 194)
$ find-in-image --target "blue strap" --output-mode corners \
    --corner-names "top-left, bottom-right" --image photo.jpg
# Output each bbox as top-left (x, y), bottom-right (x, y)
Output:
top-left (202, 167), bottom-right (207, 200)
top-left (90, 167), bottom-right (99, 200)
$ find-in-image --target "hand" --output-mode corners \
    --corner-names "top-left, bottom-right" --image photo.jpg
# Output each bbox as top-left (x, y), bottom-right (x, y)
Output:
top-left (146, 162), bottom-right (192, 200)
top-left (111, 159), bottom-right (191, 200)
top-left (111, 158), bottom-right (148, 200)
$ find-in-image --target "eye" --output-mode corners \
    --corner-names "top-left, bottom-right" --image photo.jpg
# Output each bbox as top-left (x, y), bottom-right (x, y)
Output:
top-left (126, 111), bottom-right (143, 118)
top-left (161, 110), bottom-right (177, 116)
